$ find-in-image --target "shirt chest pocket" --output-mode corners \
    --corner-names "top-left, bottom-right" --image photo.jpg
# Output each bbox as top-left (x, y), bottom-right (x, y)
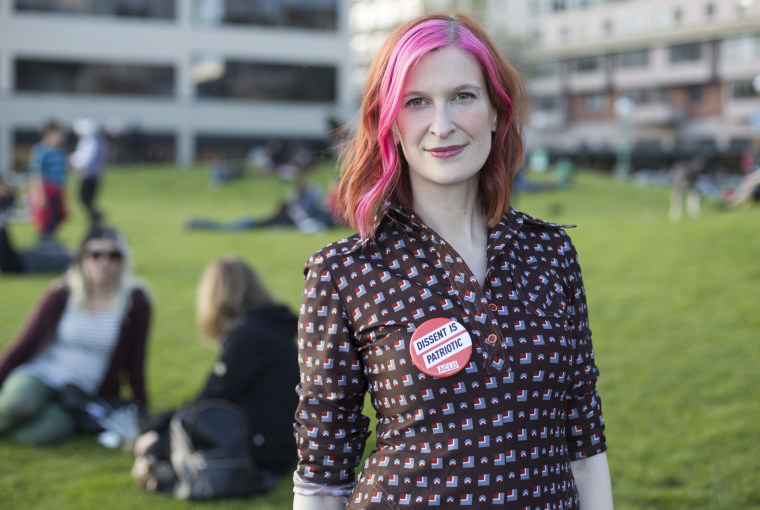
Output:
top-left (513, 265), bottom-right (570, 319)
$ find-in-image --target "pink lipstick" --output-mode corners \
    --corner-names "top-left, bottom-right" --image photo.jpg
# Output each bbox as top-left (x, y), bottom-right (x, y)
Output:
top-left (427, 145), bottom-right (465, 158)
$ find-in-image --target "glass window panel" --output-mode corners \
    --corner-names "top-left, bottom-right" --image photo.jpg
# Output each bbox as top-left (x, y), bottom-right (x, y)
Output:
top-left (14, 0), bottom-right (176, 19)
top-left (753, 33), bottom-right (760, 58)
top-left (721, 35), bottom-right (744, 61)
top-left (15, 59), bottom-right (175, 96)
top-left (617, 48), bottom-right (649, 68)
top-left (585, 92), bottom-right (604, 113)
top-left (575, 56), bottom-right (600, 73)
top-left (669, 42), bottom-right (702, 63)
top-left (531, 61), bottom-right (556, 78)
top-left (688, 85), bottom-right (703, 103)
top-left (192, 0), bottom-right (337, 31)
top-left (194, 59), bottom-right (336, 103)
top-left (532, 96), bottom-right (557, 111)
top-left (731, 81), bottom-right (754, 99)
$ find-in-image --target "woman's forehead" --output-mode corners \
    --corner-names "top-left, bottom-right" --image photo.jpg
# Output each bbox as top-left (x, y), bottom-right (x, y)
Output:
top-left (403, 46), bottom-right (484, 93)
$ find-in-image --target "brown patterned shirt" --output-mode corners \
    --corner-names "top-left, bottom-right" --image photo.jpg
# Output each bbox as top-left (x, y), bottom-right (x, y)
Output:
top-left (294, 206), bottom-right (607, 508)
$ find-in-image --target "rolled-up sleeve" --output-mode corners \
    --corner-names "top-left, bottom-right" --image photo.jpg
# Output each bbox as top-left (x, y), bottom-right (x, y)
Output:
top-left (293, 251), bottom-right (370, 493)
top-left (561, 234), bottom-right (607, 460)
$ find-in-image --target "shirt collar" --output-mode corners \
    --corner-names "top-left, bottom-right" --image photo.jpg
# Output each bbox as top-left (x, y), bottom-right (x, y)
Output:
top-left (343, 205), bottom-right (573, 255)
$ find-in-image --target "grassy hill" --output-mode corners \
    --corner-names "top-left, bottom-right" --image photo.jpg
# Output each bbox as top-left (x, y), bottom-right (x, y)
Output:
top-left (0, 162), bottom-right (757, 509)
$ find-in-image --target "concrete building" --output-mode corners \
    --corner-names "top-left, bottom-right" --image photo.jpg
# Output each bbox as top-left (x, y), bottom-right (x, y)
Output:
top-left (516, 0), bottom-right (760, 170)
top-left (0, 0), bottom-right (352, 171)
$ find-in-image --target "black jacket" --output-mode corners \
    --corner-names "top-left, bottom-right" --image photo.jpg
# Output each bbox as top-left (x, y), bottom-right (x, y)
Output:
top-left (147, 303), bottom-right (299, 474)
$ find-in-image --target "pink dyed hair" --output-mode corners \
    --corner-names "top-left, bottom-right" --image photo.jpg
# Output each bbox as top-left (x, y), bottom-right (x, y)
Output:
top-left (337, 13), bottom-right (528, 241)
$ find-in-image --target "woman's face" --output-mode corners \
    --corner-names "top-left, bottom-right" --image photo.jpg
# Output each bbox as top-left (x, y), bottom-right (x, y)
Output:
top-left (393, 45), bottom-right (497, 195)
top-left (82, 239), bottom-right (123, 290)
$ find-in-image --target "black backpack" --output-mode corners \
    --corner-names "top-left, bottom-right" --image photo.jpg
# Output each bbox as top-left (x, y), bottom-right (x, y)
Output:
top-left (169, 399), bottom-right (264, 500)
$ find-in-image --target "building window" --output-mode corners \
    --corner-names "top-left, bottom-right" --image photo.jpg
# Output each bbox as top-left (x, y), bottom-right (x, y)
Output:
top-left (721, 34), bottom-right (744, 61)
top-left (194, 59), bottom-right (336, 103)
top-left (14, 0), bottom-right (175, 19)
top-left (617, 49), bottom-right (649, 68)
top-left (688, 85), bottom-right (703, 103)
top-left (585, 92), bottom-right (605, 114)
top-left (623, 87), bottom-right (666, 105)
top-left (722, 33), bottom-right (760, 61)
top-left (731, 81), bottom-right (756, 99)
top-left (623, 13), bottom-right (643, 33)
top-left (192, 0), bottom-right (338, 31)
top-left (532, 96), bottom-right (557, 111)
top-left (531, 61), bottom-right (556, 78)
top-left (15, 59), bottom-right (175, 96)
top-left (656, 6), bottom-right (673, 27)
top-left (669, 42), bottom-right (702, 63)
top-left (574, 56), bottom-right (600, 73)
top-left (705, 2), bottom-right (715, 17)
top-left (551, 0), bottom-right (567, 12)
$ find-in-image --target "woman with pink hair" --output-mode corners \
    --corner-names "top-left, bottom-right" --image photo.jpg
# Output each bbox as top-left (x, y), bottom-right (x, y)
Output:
top-left (293, 13), bottom-right (612, 509)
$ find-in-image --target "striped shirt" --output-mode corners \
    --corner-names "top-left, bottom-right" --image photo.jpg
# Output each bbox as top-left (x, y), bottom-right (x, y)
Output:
top-left (16, 305), bottom-right (121, 395)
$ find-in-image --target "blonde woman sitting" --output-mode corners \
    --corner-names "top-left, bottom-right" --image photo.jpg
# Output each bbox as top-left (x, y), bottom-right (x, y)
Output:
top-left (133, 256), bottom-right (299, 495)
top-left (0, 226), bottom-right (151, 445)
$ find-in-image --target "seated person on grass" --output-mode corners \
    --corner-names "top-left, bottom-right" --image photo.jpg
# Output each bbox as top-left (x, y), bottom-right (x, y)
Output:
top-left (132, 256), bottom-right (299, 497)
top-left (0, 226), bottom-right (151, 446)
top-left (186, 178), bottom-right (340, 234)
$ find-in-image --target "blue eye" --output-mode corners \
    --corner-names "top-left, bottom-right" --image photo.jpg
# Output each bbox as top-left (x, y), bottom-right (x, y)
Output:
top-left (406, 97), bottom-right (425, 107)
top-left (455, 92), bottom-right (476, 101)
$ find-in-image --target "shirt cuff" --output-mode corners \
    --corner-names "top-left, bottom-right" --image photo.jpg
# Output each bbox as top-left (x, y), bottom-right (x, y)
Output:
top-left (293, 471), bottom-right (354, 501)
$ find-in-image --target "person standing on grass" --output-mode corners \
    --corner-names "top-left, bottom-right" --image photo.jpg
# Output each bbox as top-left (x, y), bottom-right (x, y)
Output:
top-left (28, 120), bottom-right (68, 243)
top-left (70, 118), bottom-right (108, 229)
top-left (292, 13), bottom-right (613, 510)
top-left (132, 256), bottom-right (299, 496)
top-left (0, 226), bottom-right (151, 446)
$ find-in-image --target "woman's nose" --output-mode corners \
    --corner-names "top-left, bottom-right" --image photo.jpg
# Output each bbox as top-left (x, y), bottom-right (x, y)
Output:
top-left (429, 105), bottom-right (455, 137)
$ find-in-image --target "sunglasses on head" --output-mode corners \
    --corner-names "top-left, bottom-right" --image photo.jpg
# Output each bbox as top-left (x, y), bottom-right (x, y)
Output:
top-left (86, 250), bottom-right (123, 261)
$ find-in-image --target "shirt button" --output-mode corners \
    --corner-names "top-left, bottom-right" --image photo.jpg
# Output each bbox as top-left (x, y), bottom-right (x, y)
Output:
top-left (486, 334), bottom-right (498, 344)
top-left (489, 303), bottom-right (498, 312)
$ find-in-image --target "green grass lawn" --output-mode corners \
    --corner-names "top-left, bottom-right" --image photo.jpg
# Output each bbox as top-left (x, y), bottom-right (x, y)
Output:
top-left (1, 163), bottom-right (758, 509)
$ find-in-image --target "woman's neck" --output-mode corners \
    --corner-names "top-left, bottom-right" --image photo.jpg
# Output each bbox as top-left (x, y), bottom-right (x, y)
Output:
top-left (86, 285), bottom-right (118, 311)
top-left (411, 183), bottom-right (489, 286)
top-left (411, 180), bottom-right (485, 244)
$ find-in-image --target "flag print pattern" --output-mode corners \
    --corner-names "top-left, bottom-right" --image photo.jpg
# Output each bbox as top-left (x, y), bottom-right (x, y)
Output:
top-left (294, 207), bottom-right (606, 508)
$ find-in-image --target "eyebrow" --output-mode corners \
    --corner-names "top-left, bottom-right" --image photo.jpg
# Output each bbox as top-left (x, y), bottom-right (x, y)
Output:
top-left (402, 84), bottom-right (484, 98)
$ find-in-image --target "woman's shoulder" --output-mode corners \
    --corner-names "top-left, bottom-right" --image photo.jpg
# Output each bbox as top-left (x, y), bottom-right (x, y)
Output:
top-left (508, 208), bottom-right (575, 232)
top-left (303, 233), bottom-right (365, 270)
top-left (243, 303), bottom-right (297, 324)
top-left (127, 283), bottom-right (153, 311)
top-left (40, 280), bottom-right (70, 303)
top-left (226, 304), bottom-right (298, 348)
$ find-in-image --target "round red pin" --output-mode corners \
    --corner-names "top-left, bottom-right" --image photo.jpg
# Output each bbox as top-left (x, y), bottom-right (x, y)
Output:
top-left (410, 317), bottom-right (472, 377)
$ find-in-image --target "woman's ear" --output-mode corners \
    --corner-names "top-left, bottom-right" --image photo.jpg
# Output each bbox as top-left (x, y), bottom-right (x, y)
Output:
top-left (392, 124), bottom-right (400, 144)
top-left (491, 112), bottom-right (498, 133)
